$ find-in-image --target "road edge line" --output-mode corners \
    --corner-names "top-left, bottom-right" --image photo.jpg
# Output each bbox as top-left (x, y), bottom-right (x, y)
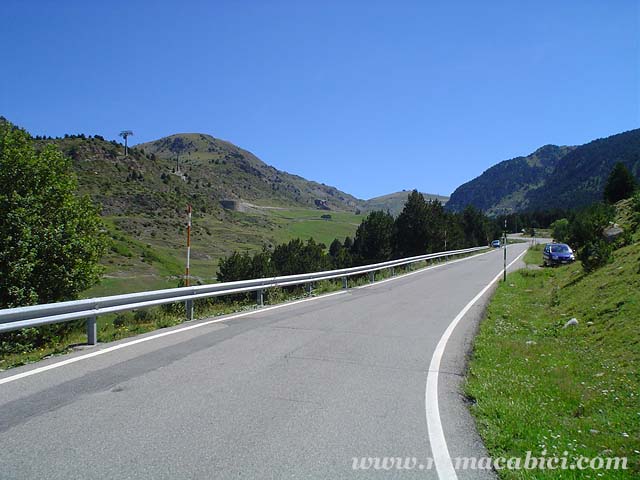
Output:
top-left (425, 248), bottom-right (528, 479)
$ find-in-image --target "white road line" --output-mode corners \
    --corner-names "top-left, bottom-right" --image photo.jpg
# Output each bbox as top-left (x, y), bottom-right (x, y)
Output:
top-left (0, 248), bottom-right (496, 386)
top-left (425, 247), bottom-right (528, 479)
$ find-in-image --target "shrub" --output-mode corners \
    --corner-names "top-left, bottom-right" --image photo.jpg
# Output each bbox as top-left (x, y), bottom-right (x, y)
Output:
top-left (579, 240), bottom-right (613, 273)
top-left (132, 309), bottom-right (151, 324)
top-left (113, 314), bottom-right (127, 328)
top-left (550, 218), bottom-right (570, 243)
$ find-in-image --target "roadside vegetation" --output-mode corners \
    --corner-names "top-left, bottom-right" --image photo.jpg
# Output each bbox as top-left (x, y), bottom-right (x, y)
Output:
top-left (466, 188), bottom-right (640, 478)
top-left (1, 124), bottom-right (501, 370)
top-left (0, 255), bottom-right (465, 370)
top-left (215, 191), bottom-right (503, 284)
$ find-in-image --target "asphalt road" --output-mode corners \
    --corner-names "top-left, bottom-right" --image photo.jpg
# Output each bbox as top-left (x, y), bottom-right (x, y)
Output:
top-left (0, 243), bottom-right (530, 479)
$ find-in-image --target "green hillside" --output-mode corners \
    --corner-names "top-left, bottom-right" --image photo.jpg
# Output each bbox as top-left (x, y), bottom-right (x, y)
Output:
top-left (446, 144), bottom-right (574, 214)
top-left (362, 190), bottom-right (449, 216)
top-left (136, 133), bottom-right (362, 211)
top-left (447, 129), bottom-right (640, 214)
top-left (28, 132), bottom-right (363, 296)
top-left (527, 129), bottom-right (640, 210)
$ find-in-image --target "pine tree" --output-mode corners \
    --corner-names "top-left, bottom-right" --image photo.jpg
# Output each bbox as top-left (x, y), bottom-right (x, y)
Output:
top-left (603, 162), bottom-right (637, 203)
top-left (393, 190), bottom-right (429, 257)
top-left (352, 210), bottom-right (395, 263)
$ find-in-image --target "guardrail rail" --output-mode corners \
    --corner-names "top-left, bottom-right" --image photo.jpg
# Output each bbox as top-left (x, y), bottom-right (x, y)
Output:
top-left (0, 246), bottom-right (487, 345)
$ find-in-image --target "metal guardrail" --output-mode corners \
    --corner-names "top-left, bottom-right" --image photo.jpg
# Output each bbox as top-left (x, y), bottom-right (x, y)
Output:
top-left (0, 246), bottom-right (487, 345)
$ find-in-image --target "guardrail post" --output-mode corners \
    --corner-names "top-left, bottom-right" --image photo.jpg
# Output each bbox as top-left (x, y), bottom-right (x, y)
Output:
top-left (185, 299), bottom-right (194, 321)
top-left (257, 288), bottom-right (264, 307)
top-left (306, 282), bottom-right (312, 295)
top-left (391, 267), bottom-right (395, 277)
top-left (342, 276), bottom-right (348, 289)
top-left (369, 271), bottom-right (375, 283)
top-left (87, 316), bottom-right (97, 345)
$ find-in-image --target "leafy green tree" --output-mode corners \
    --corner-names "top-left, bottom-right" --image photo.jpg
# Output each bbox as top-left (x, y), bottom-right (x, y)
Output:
top-left (603, 162), bottom-right (637, 204)
top-left (550, 218), bottom-right (570, 243)
top-left (0, 123), bottom-right (107, 308)
top-left (567, 203), bottom-right (614, 251)
top-left (352, 210), bottom-right (395, 263)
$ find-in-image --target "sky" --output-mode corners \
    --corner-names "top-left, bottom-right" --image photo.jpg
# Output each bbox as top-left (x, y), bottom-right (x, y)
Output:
top-left (1, 0), bottom-right (638, 199)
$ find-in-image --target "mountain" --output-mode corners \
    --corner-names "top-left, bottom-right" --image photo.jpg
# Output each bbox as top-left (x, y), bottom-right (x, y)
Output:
top-left (136, 133), bottom-right (361, 211)
top-left (526, 129), bottom-right (640, 210)
top-left (19, 130), bottom-right (366, 295)
top-left (446, 145), bottom-right (574, 215)
top-left (362, 191), bottom-right (449, 216)
top-left (447, 129), bottom-right (640, 214)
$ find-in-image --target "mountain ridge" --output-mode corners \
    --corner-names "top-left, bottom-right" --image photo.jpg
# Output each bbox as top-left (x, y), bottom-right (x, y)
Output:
top-left (446, 129), bottom-right (640, 214)
top-left (362, 190), bottom-right (449, 216)
top-left (136, 132), bottom-right (363, 212)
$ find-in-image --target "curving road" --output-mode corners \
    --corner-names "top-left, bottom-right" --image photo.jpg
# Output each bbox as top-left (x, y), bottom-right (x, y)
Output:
top-left (0, 243), bottom-right (530, 479)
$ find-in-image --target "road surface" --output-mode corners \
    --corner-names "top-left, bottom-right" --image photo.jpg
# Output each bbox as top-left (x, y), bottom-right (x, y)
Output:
top-left (0, 243), bottom-right (530, 479)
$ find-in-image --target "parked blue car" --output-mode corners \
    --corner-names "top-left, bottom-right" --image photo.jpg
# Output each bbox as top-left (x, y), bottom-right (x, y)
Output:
top-left (543, 243), bottom-right (575, 266)
top-left (491, 240), bottom-right (501, 248)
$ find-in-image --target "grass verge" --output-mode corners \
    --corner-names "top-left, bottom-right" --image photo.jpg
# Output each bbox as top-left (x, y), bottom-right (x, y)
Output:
top-left (465, 241), bottom-right (640, 478)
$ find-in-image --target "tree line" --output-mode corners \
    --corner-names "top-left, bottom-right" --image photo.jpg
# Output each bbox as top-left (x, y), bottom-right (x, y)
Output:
top-left (218, 191), bottom-right (502, 282)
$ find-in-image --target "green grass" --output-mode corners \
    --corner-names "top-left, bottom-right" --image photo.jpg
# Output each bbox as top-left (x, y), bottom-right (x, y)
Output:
top-left (82, 206), bottom-right (362, 298)
top-left (465, 241), bottom-right (640, 478)
top-left (524, 243), bottom-right (544, 265)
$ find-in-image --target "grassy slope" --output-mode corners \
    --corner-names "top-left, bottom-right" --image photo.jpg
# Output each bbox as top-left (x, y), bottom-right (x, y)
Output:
top-left (85, 207), bottom-right (361, 297)
top-left (466, 241), bottom-right (640, 477)
top-left (34, 135), bottom-right (363, 297)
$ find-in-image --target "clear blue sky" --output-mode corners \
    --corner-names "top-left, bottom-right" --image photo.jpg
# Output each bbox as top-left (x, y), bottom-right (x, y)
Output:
top-left (1, 0), bottom-right (638, 199)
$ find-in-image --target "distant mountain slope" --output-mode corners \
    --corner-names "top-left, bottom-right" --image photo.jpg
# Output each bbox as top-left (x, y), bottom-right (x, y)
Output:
top-left (446, 145), bottom-right (573, 214)
top-left (17, 129), bottom-right (367, 295)
top-left (525, 129), bottom-right (640, 210)
top-left (447, 128), bottom-right (640, 214)
top-left (363, 191), bottom-right (448, 216)
top-left (136, 133), bottom-right (362, 211)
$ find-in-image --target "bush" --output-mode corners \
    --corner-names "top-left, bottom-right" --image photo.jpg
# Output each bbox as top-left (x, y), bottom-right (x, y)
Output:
top-left (0, 320), bottom-right (84, 355)
top-left (550, 218), bottom-right (570, 243)
top-left (568, 203), bottom-right (614, 251)
top-left (632, 191), bottom-right (640, 230)
top-left (132, 309), bottom-right (151, 324)
top-left (579, 240), bottom-right (613, 273)
top-left (113, 314), bottom-right (127, 328)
